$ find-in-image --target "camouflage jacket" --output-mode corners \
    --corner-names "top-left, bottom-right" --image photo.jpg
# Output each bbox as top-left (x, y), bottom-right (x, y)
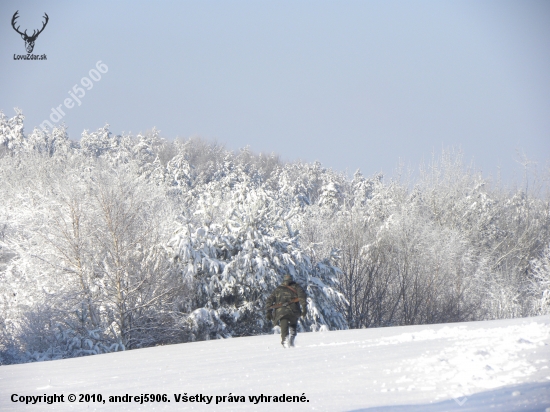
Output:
top-left (266, 281), bottom-right (307, 323)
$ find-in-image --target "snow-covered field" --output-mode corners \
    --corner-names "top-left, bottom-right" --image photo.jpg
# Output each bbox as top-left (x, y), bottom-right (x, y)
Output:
top-left (1, 316), bottom-right (549, 411)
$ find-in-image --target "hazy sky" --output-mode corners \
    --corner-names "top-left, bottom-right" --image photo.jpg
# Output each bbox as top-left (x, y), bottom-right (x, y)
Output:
top-left (1, 0), bottom-right (549, 183)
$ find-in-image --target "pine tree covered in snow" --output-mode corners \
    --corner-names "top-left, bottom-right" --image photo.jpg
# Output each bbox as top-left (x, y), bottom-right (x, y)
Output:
top-left (168, 181), bottom-right (346, 341)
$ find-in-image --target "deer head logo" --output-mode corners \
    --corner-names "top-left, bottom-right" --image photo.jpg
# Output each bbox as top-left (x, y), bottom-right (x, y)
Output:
top-left (11, 11), bottom-right (49, 54)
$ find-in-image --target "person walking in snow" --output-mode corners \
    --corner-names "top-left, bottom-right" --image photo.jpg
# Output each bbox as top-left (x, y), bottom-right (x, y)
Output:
top-left (266, 274), bottom-right (307, 347)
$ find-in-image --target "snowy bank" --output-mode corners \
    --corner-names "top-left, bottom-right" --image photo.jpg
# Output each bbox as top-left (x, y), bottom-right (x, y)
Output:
top-left (1, 315), bottom-right (549, 411)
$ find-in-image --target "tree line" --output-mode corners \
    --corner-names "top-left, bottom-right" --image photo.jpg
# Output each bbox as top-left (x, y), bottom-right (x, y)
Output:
top-left (0, 109), bottom-right (548, 364)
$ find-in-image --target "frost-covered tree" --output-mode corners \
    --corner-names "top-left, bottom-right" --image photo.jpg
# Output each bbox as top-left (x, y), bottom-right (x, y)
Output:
top-left (26, 125), bottom-right (72, 157)
top-left (0, 150), bottom-right (184, 362)
top-left (530, 245), bottom-right (550, 315)
top-left (0, 108), bottom-right (26, 155)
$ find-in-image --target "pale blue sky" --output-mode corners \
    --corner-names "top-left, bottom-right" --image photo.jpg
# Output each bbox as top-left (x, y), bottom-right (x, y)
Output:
top-left (1, 1), bottom-right (549, 183)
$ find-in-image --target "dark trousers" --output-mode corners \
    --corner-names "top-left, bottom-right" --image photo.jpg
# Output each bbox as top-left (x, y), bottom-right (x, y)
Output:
top-left (279, 315), bottom-right (298, 342)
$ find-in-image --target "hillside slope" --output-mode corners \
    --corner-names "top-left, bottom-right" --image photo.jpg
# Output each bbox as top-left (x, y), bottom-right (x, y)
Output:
top-left (1, 316), bottom-right (550, 411)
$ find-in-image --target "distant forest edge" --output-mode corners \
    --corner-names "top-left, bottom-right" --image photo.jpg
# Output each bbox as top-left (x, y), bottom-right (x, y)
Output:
top-left (1, 109), bottom-right (549, 365)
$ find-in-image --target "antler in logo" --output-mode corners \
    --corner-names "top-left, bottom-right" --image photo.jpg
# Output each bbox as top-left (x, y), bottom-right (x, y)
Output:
top-left (11, 11), bottom-right (49, 54)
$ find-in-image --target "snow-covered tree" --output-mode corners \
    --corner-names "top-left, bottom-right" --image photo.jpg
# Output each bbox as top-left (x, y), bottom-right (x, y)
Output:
top-left (0, 109), bottom-right (26, 155)
top-left (168, 183), bottom-right (347, 341)
top-left (530, 245), bottom-right (550, 315)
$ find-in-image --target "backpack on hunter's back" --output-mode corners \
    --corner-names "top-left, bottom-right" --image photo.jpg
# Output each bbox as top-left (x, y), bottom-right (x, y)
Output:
top-left (274, 283), bottom-right (301, 321)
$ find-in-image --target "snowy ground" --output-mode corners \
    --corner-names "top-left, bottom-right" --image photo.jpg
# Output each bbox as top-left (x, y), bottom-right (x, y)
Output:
top-left (1, 316), bottom-right (550, 411)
